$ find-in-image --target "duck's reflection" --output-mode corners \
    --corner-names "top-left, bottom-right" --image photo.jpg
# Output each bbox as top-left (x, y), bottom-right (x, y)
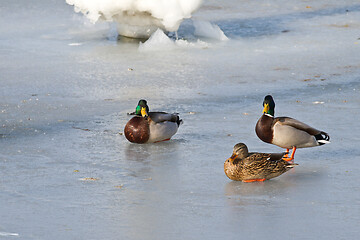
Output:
top-left (124, 143), bottom-right (151, 162)
top-left (224, 179), bottom-right (294, 204)
top-left (112, 140), bottom-right (185, 239)
top-left (224, 165), bottom-right (325, 207)
top-left (124, 139), bottom-right (183, 162)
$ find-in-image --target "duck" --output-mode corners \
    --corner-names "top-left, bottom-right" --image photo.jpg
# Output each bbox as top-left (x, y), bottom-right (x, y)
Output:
top-left (255, 95), bottom-right (330, 161)
top-left (224, 143), bottom-right (298, 182)
top-left (124, 99), bottom-right (183, 143)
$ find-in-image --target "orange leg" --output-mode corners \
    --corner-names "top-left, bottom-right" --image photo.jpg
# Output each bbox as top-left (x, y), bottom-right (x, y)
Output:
top-left (283, 148), bottom-right (290, 158)
top-left (243, 178), bottom-right (266, 183)
top-left (282, 146), bottom-right (296, 161)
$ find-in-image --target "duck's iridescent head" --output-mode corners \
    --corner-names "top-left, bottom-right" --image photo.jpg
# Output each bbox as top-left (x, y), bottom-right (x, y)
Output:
top-left (135, 99), bottom-right (149, 116)
top-left (262, 95), bottom-right (275, 117)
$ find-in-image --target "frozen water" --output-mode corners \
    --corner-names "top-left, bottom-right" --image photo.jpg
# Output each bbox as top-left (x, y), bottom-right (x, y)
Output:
top-left (139, 28), bottom-right (210, 51)
top-left (1, 0), bottom-right (360, 239)
top-left (138, 29), bottom-right (175, 51)
top-left (193, 20), bottom-right (229, 41)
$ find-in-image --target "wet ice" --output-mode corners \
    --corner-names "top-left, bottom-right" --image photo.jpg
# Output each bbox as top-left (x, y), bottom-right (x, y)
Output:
top-left (1, 0), bottom-right (360, 239)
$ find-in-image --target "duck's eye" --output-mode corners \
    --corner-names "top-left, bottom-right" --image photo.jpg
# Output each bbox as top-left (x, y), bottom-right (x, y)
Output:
top-left (227, 160), bottom-right (229, 162)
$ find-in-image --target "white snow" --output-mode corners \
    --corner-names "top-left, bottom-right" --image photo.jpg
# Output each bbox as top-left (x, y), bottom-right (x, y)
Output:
top-left (66, 0), bottom-right (203, 38)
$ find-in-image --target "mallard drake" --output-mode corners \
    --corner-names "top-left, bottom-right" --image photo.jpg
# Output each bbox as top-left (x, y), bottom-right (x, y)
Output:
top-left (124, 99), bottom-right (183, 143)
top-left (255, 95), bottom-right (330, 161)
top-left (224, 143), bottom-right (297, 182)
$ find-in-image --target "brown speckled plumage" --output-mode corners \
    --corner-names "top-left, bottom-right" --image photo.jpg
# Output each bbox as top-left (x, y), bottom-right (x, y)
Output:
top-left (224, 143), bottom-right (297, 182)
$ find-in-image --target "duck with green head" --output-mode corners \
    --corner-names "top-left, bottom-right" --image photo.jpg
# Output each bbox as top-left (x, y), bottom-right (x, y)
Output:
top-left (224, 143), bottom-right (297, 182)
top-left (124, 99), bottom-right (183, 143)
top-left (255, 95), bottom-right (330, 161)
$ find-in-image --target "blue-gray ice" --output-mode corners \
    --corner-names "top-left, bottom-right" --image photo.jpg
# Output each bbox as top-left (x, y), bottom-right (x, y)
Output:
top-left (1, 0), bottom-right (360, 239)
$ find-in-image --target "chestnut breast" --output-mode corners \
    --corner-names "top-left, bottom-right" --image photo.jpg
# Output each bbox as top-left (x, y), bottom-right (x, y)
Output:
top-left (255, 114), bottom-right (274, 144)
top-left (124, 116), bottom-right (150, 143)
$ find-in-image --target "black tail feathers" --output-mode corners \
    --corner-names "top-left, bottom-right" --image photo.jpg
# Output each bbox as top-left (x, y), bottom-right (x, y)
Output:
top-left (315, 131), bottom-right (330, 145)
top-left (176, 116), bottom-right (183, 126)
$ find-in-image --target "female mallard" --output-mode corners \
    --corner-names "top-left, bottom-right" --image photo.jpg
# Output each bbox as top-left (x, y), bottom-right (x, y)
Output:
top-left (124, 99), bottom-right (182, 143)
top-left (255, 95), bottom-right (330, 161)
top-left (224, 143), bottom-right (297, 182)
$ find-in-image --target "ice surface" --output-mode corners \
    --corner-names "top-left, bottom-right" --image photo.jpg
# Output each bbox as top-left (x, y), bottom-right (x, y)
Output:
top-left (66, 0), bottom-right (203, 38)
top-left (193, 20), bottom-right (228, 41)
top-left (1, 0), bottom-right (360, 239)
top-left (139, 28), bottom-right (211, 51)
top-left (138, 29), bottom-right (175, 51)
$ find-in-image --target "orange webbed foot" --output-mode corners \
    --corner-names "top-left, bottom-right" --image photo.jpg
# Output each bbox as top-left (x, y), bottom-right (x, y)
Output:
top-left (282, 156), bottom-right (294, 162)
top-left (243, 178), bottom-right (266, 183)
top-left (283, 148), bottom-right (290, 158)
top-left (282, 147), bottom-right (296, 162)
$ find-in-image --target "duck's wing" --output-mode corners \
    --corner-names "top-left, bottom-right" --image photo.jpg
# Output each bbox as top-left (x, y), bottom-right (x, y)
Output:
top-left (243, 153), bottom-right (272, 165)
top-left (149, 112), bottom-right (182, 125)
top-left (244, 153), bottom-right (295, 176)
top-left (275, 117), bottom-right (323, 136)
top-left (266, 152), bottom-right (286, 161)
top-left (239, 153), bottom-right (277, 176)
top-left (246, 152), bottom-right (285, 162)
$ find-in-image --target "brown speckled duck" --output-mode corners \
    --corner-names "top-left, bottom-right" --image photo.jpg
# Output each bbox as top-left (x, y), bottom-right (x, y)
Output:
top-left (224, 143), bottom-right (297, 182)
top-left (255, 95), bottom-right (330, 161)
top-left (124, 99), bottom-right (182, 143)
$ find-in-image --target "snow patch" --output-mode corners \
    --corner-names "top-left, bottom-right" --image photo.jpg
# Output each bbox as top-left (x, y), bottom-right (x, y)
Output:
top-left (66, 0), bottom-right (203, 38)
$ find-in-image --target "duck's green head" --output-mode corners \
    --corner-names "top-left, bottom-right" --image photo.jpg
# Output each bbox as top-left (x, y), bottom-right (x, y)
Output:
top-left (135, 99), bottom-right (149, 116)
top-left (262, 95), bottom-right (275, 116)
